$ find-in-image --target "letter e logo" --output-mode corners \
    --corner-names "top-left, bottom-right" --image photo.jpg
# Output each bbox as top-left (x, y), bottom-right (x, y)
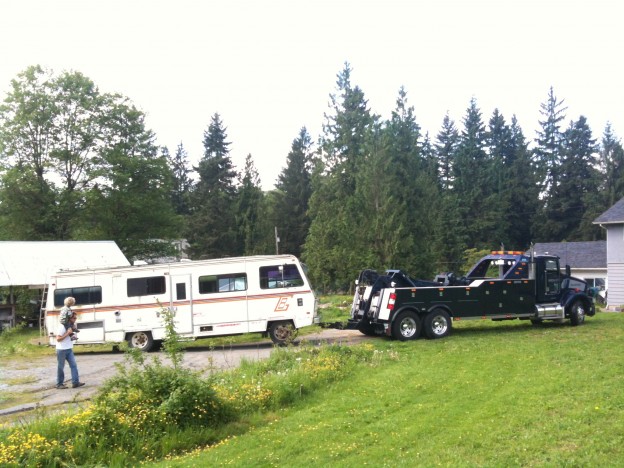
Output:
top-left (275, 297), bottom-right (289, 312)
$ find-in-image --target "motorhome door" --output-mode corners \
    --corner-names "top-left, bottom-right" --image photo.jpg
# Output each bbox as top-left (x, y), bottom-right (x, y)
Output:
top-left (169, 274), bottom-right (193, 334)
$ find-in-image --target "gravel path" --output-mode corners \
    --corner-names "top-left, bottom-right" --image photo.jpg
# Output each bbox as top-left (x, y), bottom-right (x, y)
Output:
top-left (0, 328), bottom-right (369, 417)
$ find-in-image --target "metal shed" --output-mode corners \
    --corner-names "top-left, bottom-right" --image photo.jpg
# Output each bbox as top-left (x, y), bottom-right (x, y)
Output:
top-left (0, 241), bottom-right (129, 328)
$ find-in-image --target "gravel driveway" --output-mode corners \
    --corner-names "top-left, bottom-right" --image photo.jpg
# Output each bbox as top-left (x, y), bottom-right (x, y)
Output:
top-left (0, 328), bottom-right (369, 417)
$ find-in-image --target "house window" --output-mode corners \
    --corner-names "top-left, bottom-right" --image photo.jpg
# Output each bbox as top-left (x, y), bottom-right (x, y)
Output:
top-left (585, 278), bottom-right (606, 290)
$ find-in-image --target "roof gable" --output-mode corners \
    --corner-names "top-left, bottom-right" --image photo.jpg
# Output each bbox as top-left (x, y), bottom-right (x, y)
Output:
top-left (532, 241), bottom-right (606, 269)
top-left (0, 241), bottom-right (129, 287)
top-left (594, 197), bottom-right (624, 224)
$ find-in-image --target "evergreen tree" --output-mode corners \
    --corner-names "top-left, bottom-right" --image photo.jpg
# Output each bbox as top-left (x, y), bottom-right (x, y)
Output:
top-left (544, 116), bottom-right (599, 240)
top-left (534, 87), bottom-right (567, 201)
top-left (434, 113), bottom-right (459, 190)
top-left (320, 62), bottom-right (375, 192)
top-left (236, 153), bottom-right (263, 255)
top-left (483, 108), bottom-right (513, 246)
top-left (186, 113), bottom-right (239, 259)
top-left (274, 127), bottom-right (313, 258)
top-left (378, 87), bottom-right (438, 278)
top-left (305, 63), bottom-right (376, 290)
top-left (452, 98), bottom-right (491, 249)
top-left (167, 142), bottom-right (192, 215)
top-left (600, 123), bottom-right (624, 207)
top-left (531, 88), bottom-right (567, 241)
top-left (420, 132), bottom-right (438, 181)
top-left (505, 116), bottom-right (539, 248)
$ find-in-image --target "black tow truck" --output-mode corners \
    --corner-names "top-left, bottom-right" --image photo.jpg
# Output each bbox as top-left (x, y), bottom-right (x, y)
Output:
top-left (347, 250), bottom-right (596, 341)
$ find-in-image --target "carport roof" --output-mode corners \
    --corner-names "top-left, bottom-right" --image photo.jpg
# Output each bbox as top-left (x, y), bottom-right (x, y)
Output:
top-left (0, 241), bottom-right (130, 287)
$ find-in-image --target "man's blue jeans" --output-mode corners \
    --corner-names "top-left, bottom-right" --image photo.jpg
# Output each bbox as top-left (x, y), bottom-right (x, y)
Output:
top-left (56, 348), bottom-right (79, 386)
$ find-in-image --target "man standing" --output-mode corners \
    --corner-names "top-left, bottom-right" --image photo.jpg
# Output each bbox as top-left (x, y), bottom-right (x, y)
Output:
top-left (56, 312), bottom-right (85, 389)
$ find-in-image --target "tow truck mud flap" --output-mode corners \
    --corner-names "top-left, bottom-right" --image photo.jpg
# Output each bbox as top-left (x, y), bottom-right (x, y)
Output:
top-left (319, 321), bottom-right (349, 329)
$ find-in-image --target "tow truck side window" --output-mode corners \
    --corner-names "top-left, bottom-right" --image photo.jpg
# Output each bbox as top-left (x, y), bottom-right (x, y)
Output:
top-left (544, 259), bottom-right (560, 296)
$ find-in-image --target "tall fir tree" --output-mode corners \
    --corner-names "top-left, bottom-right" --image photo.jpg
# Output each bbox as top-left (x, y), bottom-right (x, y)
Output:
top-left (236, 153), bottom-right (264, 255)
top-left (483, 108), bottom-right (514, 246)
top-left (452, 98), bottom-right (491, 250)
top-left (434, 112), bottom-right (459, 191)
top-left (543, 116), bottom-right (599, 240)
top-left (167, 142), bottom-right (192, 215)
top-left (275, 127), bottom-right (313, 258)
top-left (505, 116), bottom-right (539, 248)
top-left (534, 87), bottom-right (567, 196)
top-left (533, 87), bottom-right (567, 241)
top-left (379, 87), bottom-right (438, 278)
top-left (186, 113), bottom-right (239, 259)
top-left (305, 63), bottom-right (375, 290)
top-left (600, 123), bottom-right (624, 207)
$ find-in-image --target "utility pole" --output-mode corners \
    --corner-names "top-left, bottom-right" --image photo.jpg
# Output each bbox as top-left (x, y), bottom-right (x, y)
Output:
top-left (274, 226), bottom-right (280, 255)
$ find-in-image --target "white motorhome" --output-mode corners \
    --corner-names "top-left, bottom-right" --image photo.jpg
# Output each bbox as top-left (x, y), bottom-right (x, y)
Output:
top-left (45, 255), bottom-right (318, 350)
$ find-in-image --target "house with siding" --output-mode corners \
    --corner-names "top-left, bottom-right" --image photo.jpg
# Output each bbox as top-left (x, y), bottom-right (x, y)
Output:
top-left (593, 197), bottom-right (624, 311)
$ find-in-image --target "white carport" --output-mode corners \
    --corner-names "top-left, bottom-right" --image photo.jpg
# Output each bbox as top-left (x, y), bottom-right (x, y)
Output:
top-left (0, 241), bottom-right (129, 328)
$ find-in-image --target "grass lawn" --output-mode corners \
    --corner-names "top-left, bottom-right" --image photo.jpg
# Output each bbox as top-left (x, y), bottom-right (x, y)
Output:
top-left (157, 312), bottom-right (624, 467)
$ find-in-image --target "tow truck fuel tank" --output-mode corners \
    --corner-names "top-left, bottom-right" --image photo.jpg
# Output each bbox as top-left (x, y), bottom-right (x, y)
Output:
top-left (535, 303), bottom-right (564, 318)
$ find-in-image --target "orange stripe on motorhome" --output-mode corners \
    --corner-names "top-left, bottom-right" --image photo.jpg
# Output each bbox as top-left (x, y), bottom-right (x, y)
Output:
top-left (47, 290), bottom-right (312, 315)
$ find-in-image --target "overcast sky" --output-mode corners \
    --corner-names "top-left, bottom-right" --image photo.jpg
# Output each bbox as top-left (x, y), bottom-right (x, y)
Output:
top-left (1, 0), bottom-right (622, 190)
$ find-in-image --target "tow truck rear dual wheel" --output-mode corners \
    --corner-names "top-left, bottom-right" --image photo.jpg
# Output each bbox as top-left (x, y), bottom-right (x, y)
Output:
top-left (424, 309), bottom-right (452, 339)
top-left (569, 300), bottom-right (586, 326)
top-left (391, 311), bottom-right (421, 341)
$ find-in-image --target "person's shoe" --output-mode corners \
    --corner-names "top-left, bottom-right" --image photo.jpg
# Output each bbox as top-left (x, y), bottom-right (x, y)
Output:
top-left (56, 384), bottom-right (68, 389)
top-left (72, 382), bottom-right (85, 388)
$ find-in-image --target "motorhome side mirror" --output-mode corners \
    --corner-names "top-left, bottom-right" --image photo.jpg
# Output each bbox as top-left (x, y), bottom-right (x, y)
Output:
top-left (565, 265), bottom-right (571, 276)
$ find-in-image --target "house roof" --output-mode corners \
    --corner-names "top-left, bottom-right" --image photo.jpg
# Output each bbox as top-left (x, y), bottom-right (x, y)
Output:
top-left (532, 241), bottom-right (606, 269)
top-left (0, 241), bottom-right (130, 287)
top-left (594, 197), bottom-right (624, 225)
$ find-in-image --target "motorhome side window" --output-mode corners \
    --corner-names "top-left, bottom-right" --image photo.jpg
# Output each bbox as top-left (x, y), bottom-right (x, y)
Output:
top-left (127, 276), bottom-right (166, 297)
top-left (198, 273), bottom-right (247, 294)
top-left (259, 265), bottom-right (304, 289)
top-left (54, 287), bottom-right (102, 307)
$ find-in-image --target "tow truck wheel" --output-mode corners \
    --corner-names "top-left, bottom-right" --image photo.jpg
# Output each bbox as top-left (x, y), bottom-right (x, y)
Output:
top-left (424, 309), bottom-right (451, 339)
top-left (268, 321), bottom-right (297, 346)
top-left (127, 331), bottom-right (154, 352)
top-left (570, 300), bottom-right (586, 326)
top-left (391, 311), bottom-right (421, 341)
